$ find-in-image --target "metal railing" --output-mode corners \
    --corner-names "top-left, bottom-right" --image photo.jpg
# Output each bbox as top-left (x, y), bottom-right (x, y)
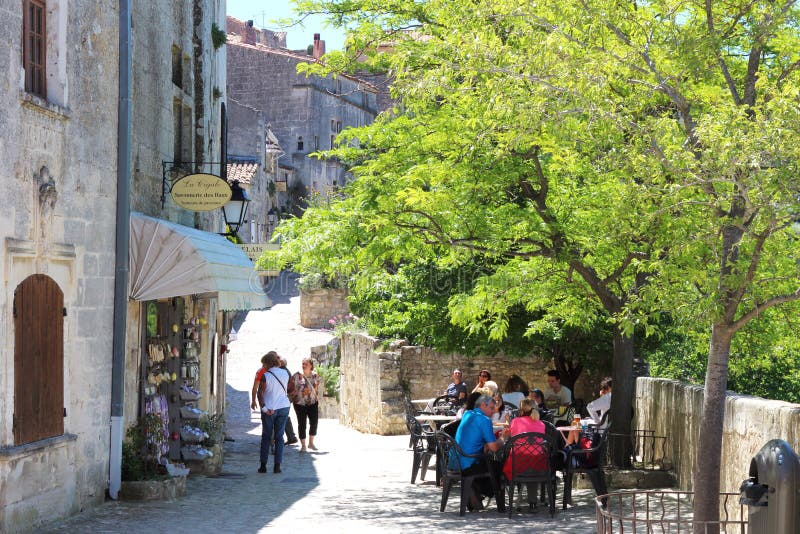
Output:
top-left (596, 491), bottom-right (747, 533)
top-left (632, 429), bottom-right (670, 471)
top-left (607, 429), bottom-right (671, 471)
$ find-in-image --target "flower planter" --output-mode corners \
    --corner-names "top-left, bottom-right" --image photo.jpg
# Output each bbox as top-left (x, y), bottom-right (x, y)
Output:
top-left (119, 475), bottom-right (186, 501)
top-left (299, 288), bottom-right (349, 328)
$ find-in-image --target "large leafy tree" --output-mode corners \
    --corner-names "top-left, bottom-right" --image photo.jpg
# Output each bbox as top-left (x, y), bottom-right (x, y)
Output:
top-left (283, 0), bottom-right (800, 527)
top-left (284, 0), bottom-right (687, 468)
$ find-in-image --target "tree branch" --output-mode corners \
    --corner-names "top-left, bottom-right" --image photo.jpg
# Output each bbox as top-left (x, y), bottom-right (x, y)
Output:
top-left (731, 288), bottom-right (800, 332)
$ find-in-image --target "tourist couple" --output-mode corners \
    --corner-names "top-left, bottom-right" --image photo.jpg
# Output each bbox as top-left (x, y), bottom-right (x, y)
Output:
top-left (250, 351), bottom-right (322, 473)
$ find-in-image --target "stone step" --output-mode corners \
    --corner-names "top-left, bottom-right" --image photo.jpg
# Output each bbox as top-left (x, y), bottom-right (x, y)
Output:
top-left (574, 468), bottom-right (676, 490)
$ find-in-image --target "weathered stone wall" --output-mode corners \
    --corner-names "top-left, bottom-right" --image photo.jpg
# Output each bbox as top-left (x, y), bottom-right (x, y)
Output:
top-left (339, 333), bottom-right (603, 435)
top-left (339, 333), bottom-right (406, 435)
top-left (299, 288), bottom-right (350, 329)
top-left (399, 345), bottom-right (599, 402)
top-left (226, 20), bottom-right (378, 192)
top-left (634, 377), bottom-right (800, 494)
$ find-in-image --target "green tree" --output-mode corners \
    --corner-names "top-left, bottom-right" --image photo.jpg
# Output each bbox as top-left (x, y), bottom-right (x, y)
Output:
top-left (287, 1), bottom-right (800, 527)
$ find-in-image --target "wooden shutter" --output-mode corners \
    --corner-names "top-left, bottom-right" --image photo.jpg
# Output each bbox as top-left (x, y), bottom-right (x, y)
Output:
top-left (22, 0), bottom-right (47, 98)
top-left (14, 274), bottom-right (64, 444)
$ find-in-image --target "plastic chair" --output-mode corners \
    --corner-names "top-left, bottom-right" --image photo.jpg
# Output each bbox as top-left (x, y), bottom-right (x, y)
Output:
top-left (562, 421), bottom-right (611, 509)
top-left (502, 432), bottom-right (557, 517)
top-left (435, 432), bottom-right (493, 516)
top-left (408, 415), bottom-right (438, 485)
top-left (431, 395), bottom-right (458, 415)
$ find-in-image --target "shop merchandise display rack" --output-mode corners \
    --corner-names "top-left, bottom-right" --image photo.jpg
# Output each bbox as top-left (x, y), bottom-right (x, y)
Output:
top-left (143, 317), bottom-right (212, 463)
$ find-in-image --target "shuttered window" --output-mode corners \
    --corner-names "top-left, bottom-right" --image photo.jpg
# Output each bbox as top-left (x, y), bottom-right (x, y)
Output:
top-left (14, 274), bottom-right (64, 444)
top-left (22, 0), bottom-right (47, 98)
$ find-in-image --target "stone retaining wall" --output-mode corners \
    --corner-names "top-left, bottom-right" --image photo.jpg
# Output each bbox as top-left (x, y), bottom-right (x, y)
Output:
top-left (299, 289), bottom-right (350, 329)
top-left (339, 332), bottom-right (603, 435)
top-left (399, 344), bottom-right (598, 402)
top-left (338, 333), bottom-right (405, 435)
top-left (634, 377), bottom-right (800, 494)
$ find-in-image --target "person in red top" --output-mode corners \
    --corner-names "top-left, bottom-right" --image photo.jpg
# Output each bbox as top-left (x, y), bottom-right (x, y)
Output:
top-left (501, 398), bottom-right (548, 510)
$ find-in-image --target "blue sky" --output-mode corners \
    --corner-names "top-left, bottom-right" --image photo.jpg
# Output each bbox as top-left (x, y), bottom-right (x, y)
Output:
top-left (226, 0), bottom-right (346, 51)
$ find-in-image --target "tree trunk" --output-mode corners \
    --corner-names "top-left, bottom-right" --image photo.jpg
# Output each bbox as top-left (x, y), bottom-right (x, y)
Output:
top-left (608, 327), bottom-right (634, 468)
top-left (692, 324), bottom-right (733, 534)
top-left (552, 350), bottom-right (583, 393)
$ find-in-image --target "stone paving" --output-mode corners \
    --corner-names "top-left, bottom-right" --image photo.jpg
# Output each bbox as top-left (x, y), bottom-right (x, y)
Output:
top-left (38, 273), bottom-right (601, 533)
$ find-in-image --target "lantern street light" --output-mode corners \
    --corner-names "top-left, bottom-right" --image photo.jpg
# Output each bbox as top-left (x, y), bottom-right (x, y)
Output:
top-left (221, 180), bottom-right (250, 237)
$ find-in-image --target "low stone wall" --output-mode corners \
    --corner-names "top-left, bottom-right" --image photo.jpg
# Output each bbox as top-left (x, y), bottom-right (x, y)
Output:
top-left (399, 344), bottom-right (599, 402)
top-left (339, 332), bottom-right (603, 435)
top-left (119, 475), bottom-right (186, 501)
top-left (318, 396), bottom-right (338, 419)
top-left (338, 333), bottom-right (405, 435)
top-left (299, 288), bottom-right (349, 329)
top-left (634, 377), bottom-right (800, 494)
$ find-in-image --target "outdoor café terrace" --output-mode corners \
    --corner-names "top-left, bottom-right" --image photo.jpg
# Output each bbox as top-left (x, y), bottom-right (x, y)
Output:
top-left (338, 332), bottom-right (800, 532)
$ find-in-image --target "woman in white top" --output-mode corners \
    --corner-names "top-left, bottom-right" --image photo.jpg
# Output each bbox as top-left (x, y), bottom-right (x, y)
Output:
top-left (255, 351), bottom-right (291, 473)
top-left (585, 377), bottom-right (612, 426)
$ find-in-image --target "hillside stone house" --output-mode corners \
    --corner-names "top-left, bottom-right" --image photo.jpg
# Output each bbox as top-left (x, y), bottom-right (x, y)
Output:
top-left (226, 17), bottom-right (379, 202)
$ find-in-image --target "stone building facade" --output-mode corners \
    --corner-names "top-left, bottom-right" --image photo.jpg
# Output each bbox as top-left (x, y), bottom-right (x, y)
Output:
top-left (125, 0), bottom-right (236, 440)
top-left (0, 2), bottom-right (120, 531)
top-left (226, 98), bottom-right (285, 244)
top-left (226, 17), bottom-right (379, 199)
top-left (0, 1), bottom-right (238, 531)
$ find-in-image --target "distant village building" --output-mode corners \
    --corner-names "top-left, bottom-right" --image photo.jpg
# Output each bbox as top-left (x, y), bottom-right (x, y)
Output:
top-left (226, 17), bottom-right (379, 204)
top-left (226, 98), bottom-right (286, 244)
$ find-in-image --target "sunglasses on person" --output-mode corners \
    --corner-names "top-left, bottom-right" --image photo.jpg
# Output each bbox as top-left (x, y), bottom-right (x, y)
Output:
top-left (479, 373), bottom-right (489, 378)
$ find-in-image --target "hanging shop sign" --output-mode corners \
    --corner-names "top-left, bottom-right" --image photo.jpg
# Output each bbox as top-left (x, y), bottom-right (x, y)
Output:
top-left (238, 243), bottom-right (281, 276)
top-left (171, 173), bottom-right (232, 211)
top-left (237, 243), bottom-right (280, 262)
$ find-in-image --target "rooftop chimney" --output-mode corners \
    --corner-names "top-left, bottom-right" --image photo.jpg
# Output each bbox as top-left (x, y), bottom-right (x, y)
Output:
top-left (313, 33), bottom-right (326, 59)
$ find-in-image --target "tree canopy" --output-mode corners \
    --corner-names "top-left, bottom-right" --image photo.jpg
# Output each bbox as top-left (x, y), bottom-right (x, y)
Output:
top-left (276, 0), bottom-right (800, 527)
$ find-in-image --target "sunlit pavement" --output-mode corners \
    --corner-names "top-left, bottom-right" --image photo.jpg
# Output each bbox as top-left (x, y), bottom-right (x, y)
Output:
top-left (39, 273), bottom-right (601, 533)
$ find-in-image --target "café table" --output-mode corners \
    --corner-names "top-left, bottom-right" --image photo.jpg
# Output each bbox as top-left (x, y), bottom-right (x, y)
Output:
top-left (414, 414), bottom-right (457, 430)
top-left (556, 425), bottom-right (582, 442)
top-left (411, 398), bottom-right (435, 412)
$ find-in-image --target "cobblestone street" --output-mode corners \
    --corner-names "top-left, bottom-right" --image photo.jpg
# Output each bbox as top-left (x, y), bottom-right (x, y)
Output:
top-left (39, 273), bottom-right (600, 533)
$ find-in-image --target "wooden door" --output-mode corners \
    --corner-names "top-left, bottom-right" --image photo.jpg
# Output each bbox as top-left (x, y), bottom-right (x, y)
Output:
top-left (14, 274), bottom-right (64, 444)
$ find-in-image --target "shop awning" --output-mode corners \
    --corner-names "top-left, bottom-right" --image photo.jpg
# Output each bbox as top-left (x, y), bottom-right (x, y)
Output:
top-left (129, 212), bottom-right (270, 311)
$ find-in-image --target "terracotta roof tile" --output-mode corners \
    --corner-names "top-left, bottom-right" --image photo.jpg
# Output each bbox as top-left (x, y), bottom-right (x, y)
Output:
top-left (227, 162), bottom-right (259, 185)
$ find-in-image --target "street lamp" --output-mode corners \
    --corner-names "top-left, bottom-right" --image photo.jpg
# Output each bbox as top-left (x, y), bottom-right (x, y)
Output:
top-left (221, 180), bottom-right (250, 237)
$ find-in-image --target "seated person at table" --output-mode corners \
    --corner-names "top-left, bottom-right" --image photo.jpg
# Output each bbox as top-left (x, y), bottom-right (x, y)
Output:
top-left (455, 395), bottom-right (504, 510)
top-left (586, 377), bottom-right (612, 426)
top-left (501, 374), bottom-right (529, 407)
top-left (456, 390), bottom-right (490, 420)
top-left (445, 391), bottom-right (483, 437)
top-left (445, 369), bottom-right (468, 405)
top-left (501, 399), bottom-right (547, 504)
top-left (491, 392), bottom-right (509, 424)
top-left (529, 388), bottom-right (546, 411)
top-left (544, 370), bottom-right (572, 406)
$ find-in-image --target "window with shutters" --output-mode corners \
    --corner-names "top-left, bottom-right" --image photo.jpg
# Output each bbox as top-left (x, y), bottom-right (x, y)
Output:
top-left (22, 0), bottom-right (46, 98)
top-left (13, 274), bottom-right (64, 445)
